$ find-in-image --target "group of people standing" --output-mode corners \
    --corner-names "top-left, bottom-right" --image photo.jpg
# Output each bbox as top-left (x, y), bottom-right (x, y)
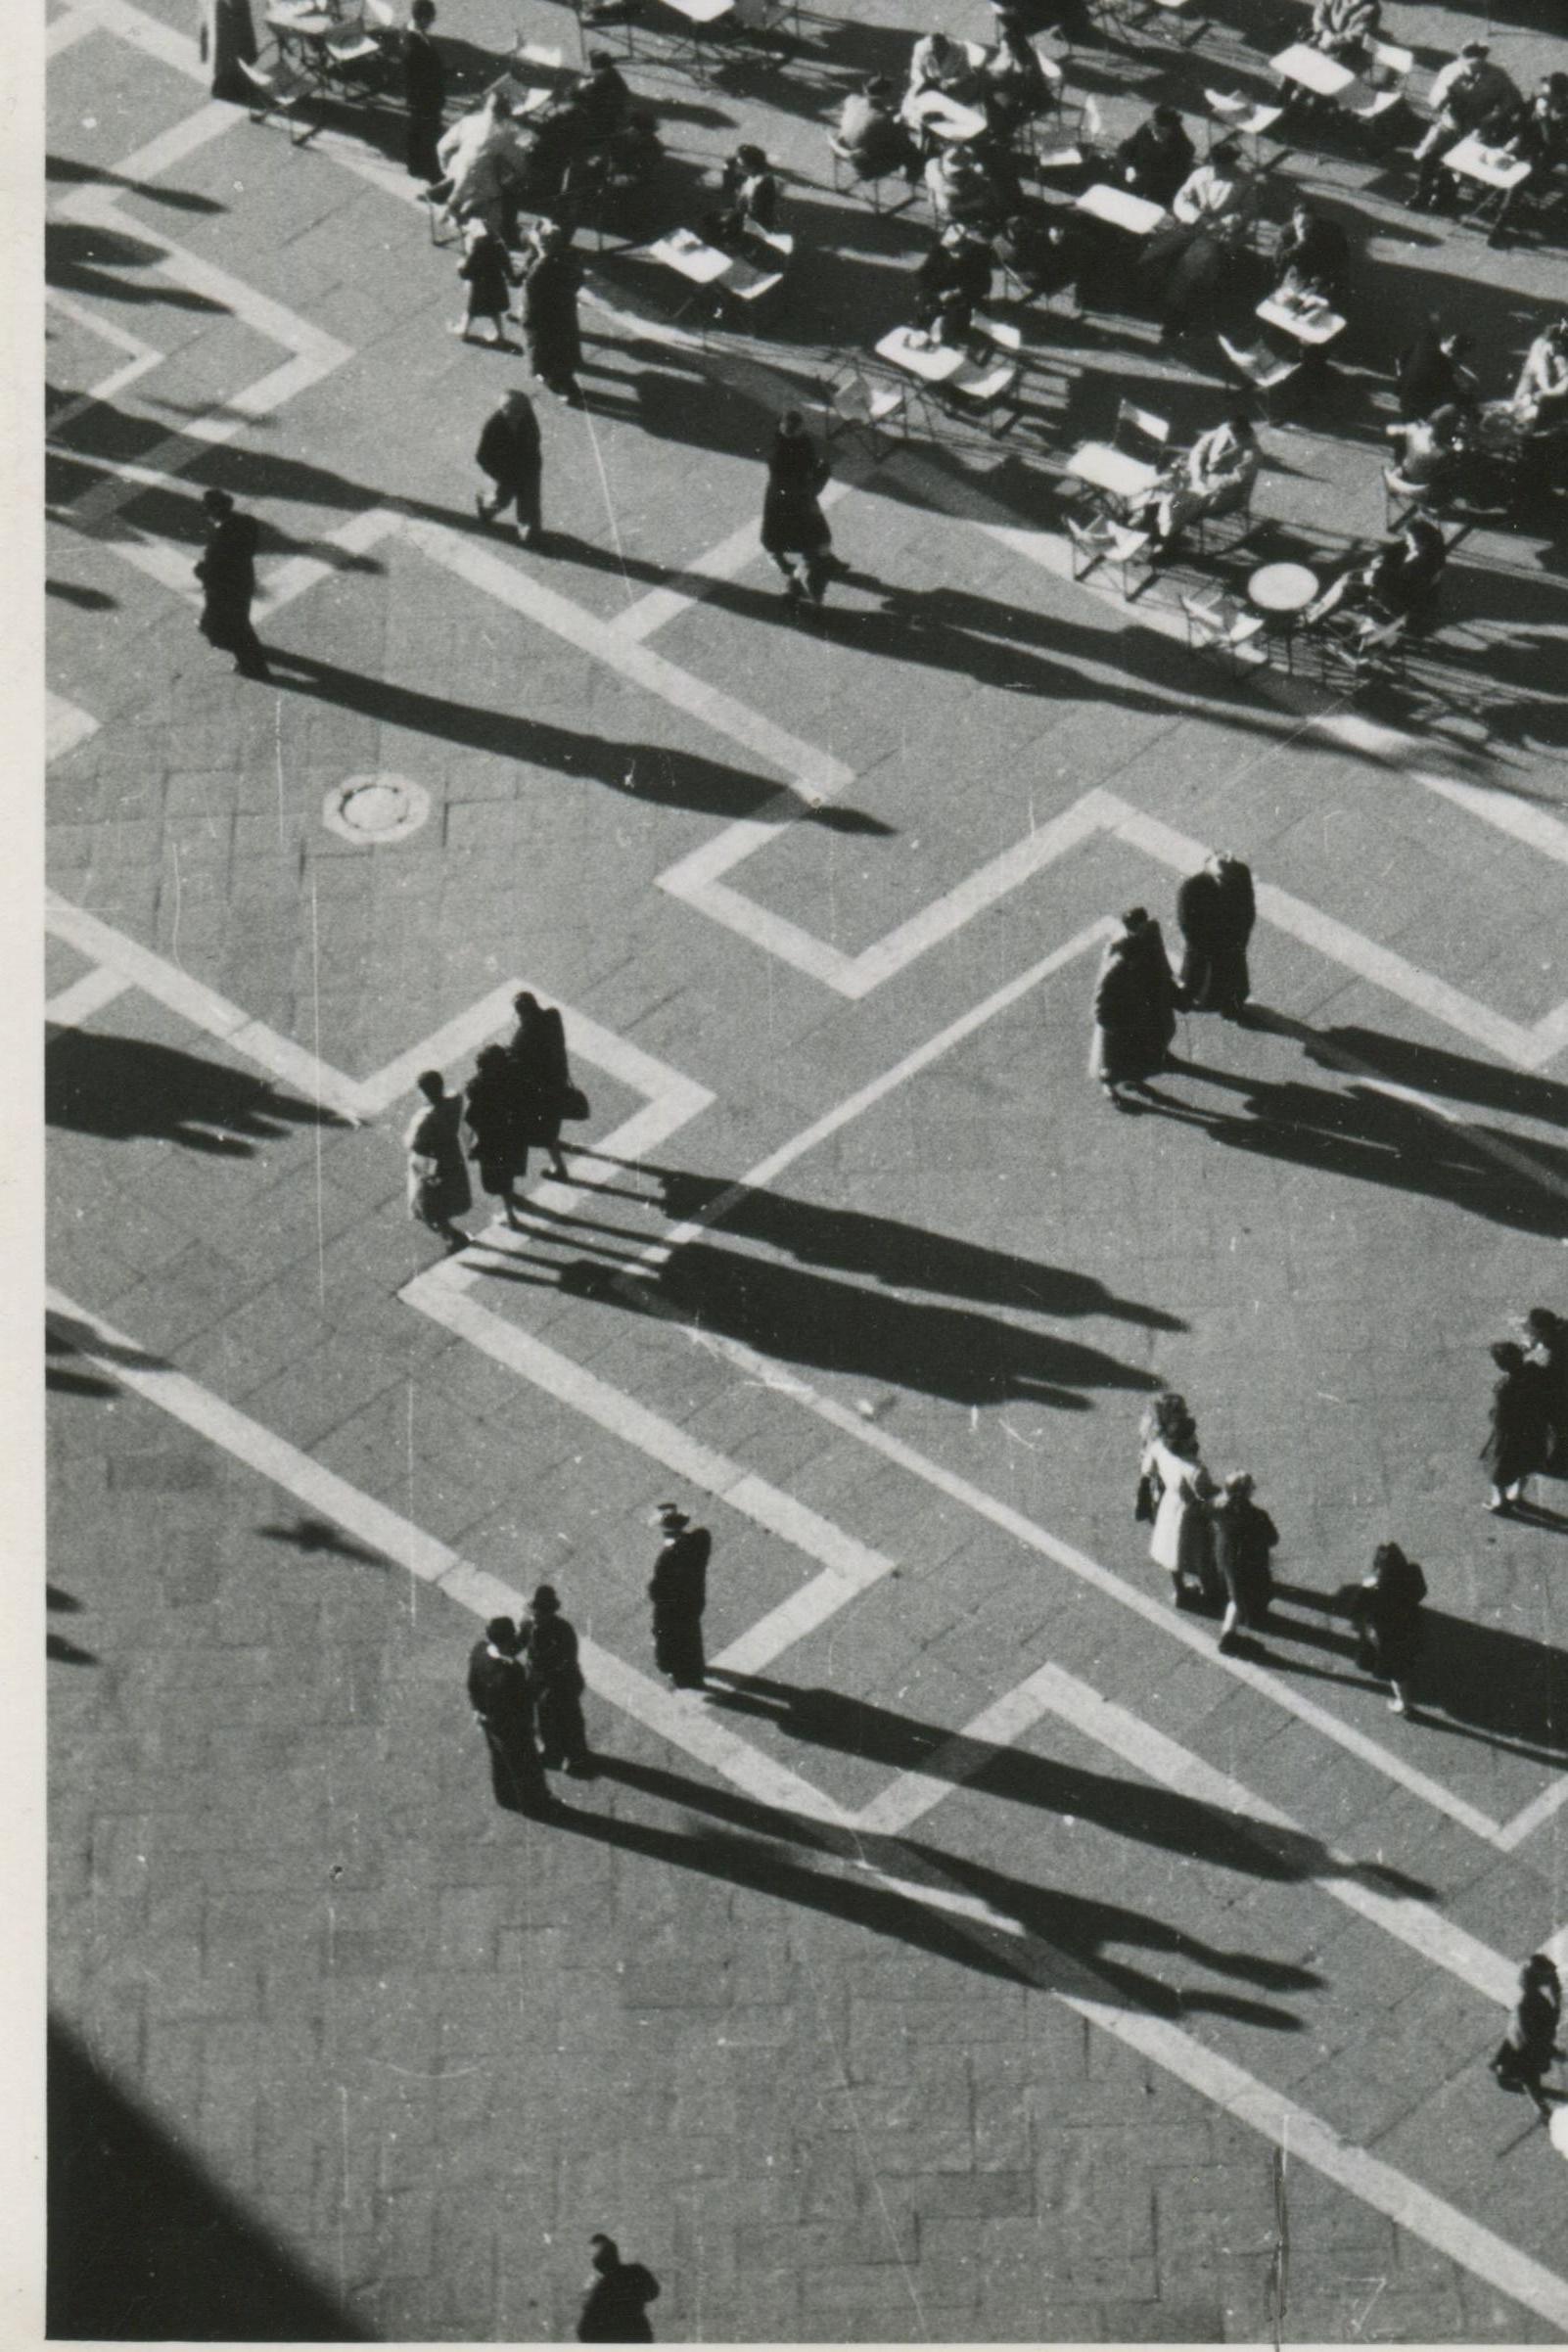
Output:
top-left (404, 990), bottom-right (577, 1253)
top-left (1088, 853), bottom-right (1256, 1106)
top-left (1482, 1309), bottom-right (1568, 1515)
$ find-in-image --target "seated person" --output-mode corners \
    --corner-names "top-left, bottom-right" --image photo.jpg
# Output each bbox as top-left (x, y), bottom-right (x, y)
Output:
top-left (704, 143), bottom-right (781, 252)
top-left (1485, 73), bottom-right (1568, 244)
top-left (1114, 106), bottom-right (1194, 210)
top-left (907, 29), bottom-right (982, 104)
top-left (995, 203), bottom-right (1082, 297)
top-left (1271, 201), bottom-right (1350, 300)
top-left (1170, 138), bottom-right (1253, 239)
top-left (574, 49), bottom-right (632, 145)
top-left (1394, 315), bottom-right (1476, 420)
top-left (983, 12), bottom-right (1051, 137)
top-left (913, 222), bottom-right (993, 338)
top-left (578, 108), bottom-right (665, 197)
top-left (1412, 42), bottom-right (1522, 208)
top-left (1385, 402), bottom-right (1463, 493)
top-left (836, 75), bottom-right (922, 181)
top-left (1142, 414), bottom-right (1259, 548)
top-left (1310, 0), bottom-right (1379, 62)
top-left (925, 144), bottom-right (1006, 232)
top-left (1305, 514), bottom-right (1447, 634)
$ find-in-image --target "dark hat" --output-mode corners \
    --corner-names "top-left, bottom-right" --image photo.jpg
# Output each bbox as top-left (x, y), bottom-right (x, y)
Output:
top-left (1459, 38), bottom-right (1490, 57)
top-left (530, 1584), bottom-right (560, 1614)
top-left (202, 487), bottom-right (234, 515)
top-left (653, 1500), bottom-right (689, 1529)
top-left (485, 1615), bottom-right (519, 1649)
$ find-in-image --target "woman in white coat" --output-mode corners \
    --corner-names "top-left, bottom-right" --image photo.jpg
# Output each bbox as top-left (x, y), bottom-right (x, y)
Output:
top-left (1140, 1398), bottom-right (1217, 1608)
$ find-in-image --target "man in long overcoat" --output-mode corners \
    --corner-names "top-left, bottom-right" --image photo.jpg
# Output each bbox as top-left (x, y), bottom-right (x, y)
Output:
top-left (648, 1504), bottom-right (710, 1689)
top-left (475, 390), bottom-right (544, 547)
top-left (1176, 852), bottom-right (1256, 1018)
top-left (195, 489), bottom-right (269, 677)
top-left (521, 225), bottom-right (583, 401)
top-left (403, 0), bottom-right (447, 183)
top-left (467, 1616), bottom-right (553, 1814)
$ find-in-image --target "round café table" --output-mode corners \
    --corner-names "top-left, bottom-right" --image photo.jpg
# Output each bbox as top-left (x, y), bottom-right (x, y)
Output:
top-left (1248, 560), bottom-right (1318, 672)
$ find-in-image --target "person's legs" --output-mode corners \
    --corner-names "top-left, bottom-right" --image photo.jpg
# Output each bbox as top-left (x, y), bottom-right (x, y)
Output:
top-left (1387, 1675), bottom-right (1411, 1716)
top-left (231, 606), bottom-right (270, 679)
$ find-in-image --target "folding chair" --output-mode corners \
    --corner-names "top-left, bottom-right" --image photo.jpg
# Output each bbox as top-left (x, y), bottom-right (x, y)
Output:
top-left (943, 352), bottom-right (1023, 436)
top-left (1314, 609), bottom-right (1407, 689)
top-left (237, 55), bottom-right (320, 143)
top-left (1204, 87), bottom-right (1286, 169)
top-left (322, 16), bottom-right (387, 93)
top-left (710, 229), bottom-right (793, 333)
top-left (1119, 0), bottom-right (1209, 49)
top-left (1383, 464), bottom-right (1436, 530)
top-left (1067, 510), bottom-right (1154, 597)
top-left (1180, 588), bottom-right (1268, 675)
top-left (1346, 42), bottom-right (1413, 144)
top-left (819, 358), bottom-right (908, 457)
top-left (1189, 470), bottom-right (1256, 553)
top-left (1114, 398), bottom-right (1173, 468)
top-left (1218, 333), bottom-right (1301, 420)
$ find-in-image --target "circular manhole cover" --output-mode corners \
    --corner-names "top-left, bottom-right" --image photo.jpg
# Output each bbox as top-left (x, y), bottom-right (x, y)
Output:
top-left (322, 774), bottom-right (432, 845)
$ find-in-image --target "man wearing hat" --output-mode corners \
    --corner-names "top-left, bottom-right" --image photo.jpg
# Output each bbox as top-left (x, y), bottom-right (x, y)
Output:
top-left (647, 1504), bottom-right (710, 1690)
top-left (522, 1586), bottom-right (594, 1776)
top-left (1412, 42), bottom-right (1522, 208)
top-left (194, 489), bottom-right (270, 679)
top-left (467, 1616), bottom-right (554, 1815)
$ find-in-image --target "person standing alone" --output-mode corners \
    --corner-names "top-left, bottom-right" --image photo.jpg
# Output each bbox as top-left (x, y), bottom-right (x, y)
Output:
top-left (761, 409), bottom-right (839, 610)
top-left (403, 0), bottom-right (446, 184)
top-left (195, 489), bottom-right (270, 679)
top-left (475, 389), bottom-right (545, 548)
top-left (648, 1503), bottom-right (710, 1689)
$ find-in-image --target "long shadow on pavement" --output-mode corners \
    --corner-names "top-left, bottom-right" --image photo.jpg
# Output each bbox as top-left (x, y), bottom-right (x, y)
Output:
top-left (560, 1754), bottom-right (1319, 2029)
top-left (45, 1028), bottom-right (351, 1155)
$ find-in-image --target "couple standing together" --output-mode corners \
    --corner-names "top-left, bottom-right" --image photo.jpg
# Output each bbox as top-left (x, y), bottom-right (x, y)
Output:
top-left (405, 991), bottom-right (580, 1253)
top-left (1090, 854), bottom-right (1256, 1108)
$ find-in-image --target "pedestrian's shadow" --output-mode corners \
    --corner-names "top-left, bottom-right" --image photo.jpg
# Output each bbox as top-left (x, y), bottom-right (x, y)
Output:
top-left (701, 1671), bottom-right (1434, 1899)
top-left (46, 1028), bottom-right (349, 1154)
top-left (560, 1754), bottom-right (1319, 2029)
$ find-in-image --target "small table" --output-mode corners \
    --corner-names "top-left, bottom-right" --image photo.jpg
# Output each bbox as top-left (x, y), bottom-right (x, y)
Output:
top-left (903, 88), bottom-right (989, 143)
top-left (1074, 182), bottom-right (1166, 236)
top-left (1248, 560), bottom-right (1318, 670)
top-left (875, 325), bottom-right (968, 385)
top-left (656, 0), bottom-right (735, 78)
top-left (1270, 41), bottom-right (1363, 103)
top-left (484, 73), bottom-right (556, 116)
top-left (1442, 134), bottom-right (1531, 192)
top-left (1257, 292), bottom-right (1347, 348)
top-left (648, 227), bottom-right (734, 286)
top-left (1067, 441), bottom-right (1161, 509)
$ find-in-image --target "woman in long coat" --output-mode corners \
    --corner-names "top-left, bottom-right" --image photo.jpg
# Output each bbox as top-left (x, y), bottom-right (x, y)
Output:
top-left (1482, 1339), bottom-right (1549, 1513)
top-left (1140, 1407), bottom-right (1217, 1609)
top-left (523, 1585), bottom-right (593, 1776)
top-left (761, 409), bottom-right (836, 607)
top-left (1211, 1471), bottom-right (1278, 1652)
top-left (1090, 907), bottom-right (1176, 1104)
top-left (1490, 1955), bottom-right (1564, 2124)
top-left (404, 1069), bottom-right (472, 1254)
top-left (1350, 1541), bottom-right (1426, 1716)
top-left (522, 226), bottom-right (583, 400)
top-left (464, 1043), bottom-right (531, 1228)
top-left (506, 992), bottom-right (574, 1180)
top-left (1176, 853), bottom-right (1255, 1018)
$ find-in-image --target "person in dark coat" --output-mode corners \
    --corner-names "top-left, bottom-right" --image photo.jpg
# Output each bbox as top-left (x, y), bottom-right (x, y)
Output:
top-left (706, 143), bottom-right (781, 253)
top-left (648, 1502), bottom-right (709, 1689)
top-left (1176, 853), bottom-right (1255, 1018)
top-left (404, 1069), bottom-right (473, 1253)
top-left (761, 409), bottom-right (838, 609)
top-left (403, 0), bottom-right (446, 183)
top-left (452, 220), bottom-right (519, 346)
top-left (1114, 105), bottom-right (1195, 209)
top-left (1394, 316), bottom-right (1476, 423)
top-left (1349, 1541), bottom-right (1426, 1716)
top-left (463, 1043), bottom-right (531, 1228)
top-left (505, 991), bottom-right (573, 1179)
top-left (1211, 1472), bottom-right (1278, 1653)
top-left (1490, 1956), bottom-right (1564, 2123)
top-left (1482, 1339), bottom-right (1549, 1513)
top-left (1271, 201), bottom-right (1350, 302)
top-left (467, 1616), bottom-right (553, 1814)
top-left (194, 488), bottom-right (270, 678)
top-left (576, 2235), bottom-right (660, 2342)
top-left (521, 225), bottom-right (583, 401)
top-left (1521, 1307), bottom-right (1567, 1471)
top-left (475, 390), bottom-right (544, 547)
top-left (1089, 907), bottom-right (1176, 1106)
top-left (522, 1586), bottom-right (594, 1776)
top-left (912, 225), bottom-right (992, 342)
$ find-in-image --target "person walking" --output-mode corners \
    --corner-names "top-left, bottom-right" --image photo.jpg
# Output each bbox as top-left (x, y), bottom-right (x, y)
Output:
top-left (761, 409), bottom-right (840, 610)
top-left (194, 488), bottom-right (270, 679)
top-left (522, 1585), bottom-right (594, 1776)
top-left (1490, 1955), bottom-right (1564, 2124)
top-left (1520, 1307), bottom-right (1567, 1470)
top-left (403, 0), bottom-right (446, 183)
top-left (1211, 1471), bottom-right (1278, 1653)
top-left (467, 1615), bottom-right (553, 1815)
top-left (505, 991), bottom-right (575, 1180)
top-left (576, 2235), bottom-right (661, 2341)
top-left (464, 1043), bottom-right (531, 1229)
top-left (521, 223), bottom-right (584, 402)
top-left (1482, 1338), bottom-right (1549, 1514)
top-left (1349, 1541), bottom-right (1427, 1716)
top-left (475, 390), bottom-right (544, 547)
top-left (451, 220), bottom-right (520, 346)
top-left (405, 1070), bottom-right (473, 1254)
top-left (648, 1502), bottom-right (710, 1689)
top-left (1139, 1396), bottom-right (1217, 1610)
top-left (1089, 907), bottom-right (1176, 1106)
top-left (1176, 853), bottom-right (1256, 1019)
